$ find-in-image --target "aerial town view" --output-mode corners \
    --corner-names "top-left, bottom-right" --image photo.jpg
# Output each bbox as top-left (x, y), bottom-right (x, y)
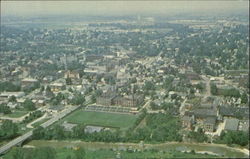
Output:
top-left (0, 1), bottom-right (249, 159)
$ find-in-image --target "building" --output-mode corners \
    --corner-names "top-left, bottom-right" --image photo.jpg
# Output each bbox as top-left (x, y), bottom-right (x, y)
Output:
top-left (114, 95), bottom-right (144, 107)
top-left (64, 70), bottom-right (80, 79)
top-left (61, 121), bottom-right (77, 132)
top-left (96, 92), bottom-right (116, 106)
top-left (181, 115), bottom-right (194, 130)
top-left (21, 78), bottom-right (39, 89)
top-left (224, 118), bottom-right (239, 131)
top-left (203, 117), bottom-right (216, 132)
top-left (219, 106), bottom-right (249, 119)
top-left (0, 92), bottom-right (25, 100)
top-left (50, 83), bottom-right (66, 92)
top-left (84, 125), bottom-right (104, 133)
top-left (84, 55), bottom-right (104, 62)
top-left (185, 71), bottom-right (200, 80)
top-left (193, 108), bottom-right (217, 124)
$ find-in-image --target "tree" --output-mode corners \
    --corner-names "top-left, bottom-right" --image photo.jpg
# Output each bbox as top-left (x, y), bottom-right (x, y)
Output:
top-left (73, 124), bottom-right (86, 138)
top-left (45, 86), bottom-right (54, 98)
top-left (0, 103), bottom-right (11, 114)
top-left (9, 95), bottom-right (17, 102)
top-left (218, 130), bottom-right (249, 146)
top-left (144, 81), bottom-right (155, 91)
top-left (91, 94), bottom-right (96, 103)
top-left (94, 89), bottom-right (103, 97)
top-left (66, 78), bottom-right (72, 85)
top-left (52, 125), bottom-right (65, 140)
top-left (40, 85), bottom-right (45, 92)
top-left (51, 93), bottom-right (65, 105)
top-left (10, 147), bottom-right (24, 159)
top-left (0, 120), bottom-right (18, 139)
top-left (210, 83), bottom-right (217, 95)
top-left (32, 126), bottom-right (46, 140)
top-left (23, 99), bottom-right (36, 111)
top-left (241, 92), bottom-right (248, 104)
top-left (0, 81), bottom-right (21, 92)
top-left (71, 94), bottom-right (85, 105)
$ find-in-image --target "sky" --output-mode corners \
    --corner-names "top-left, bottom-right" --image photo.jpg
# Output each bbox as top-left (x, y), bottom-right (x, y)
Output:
top-left (1, 0), bottom-right (249, 17)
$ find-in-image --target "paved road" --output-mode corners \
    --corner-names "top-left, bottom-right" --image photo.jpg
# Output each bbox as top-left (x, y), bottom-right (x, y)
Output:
top-left (179, 98), bottom-right (187, 116)
top-left (26, 113), bottom-right (48, 129)
top-left (201, 75), bottom-right (211, 100)
top-left (0, 105), bottom-right (81, 155)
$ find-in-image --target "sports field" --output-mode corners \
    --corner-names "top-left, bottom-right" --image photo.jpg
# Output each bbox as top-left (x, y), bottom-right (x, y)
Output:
top-left (63, 110), bottom-right (138, 130)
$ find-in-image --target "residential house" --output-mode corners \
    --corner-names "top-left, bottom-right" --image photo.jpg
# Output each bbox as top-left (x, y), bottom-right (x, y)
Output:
top-left (50, 83), bottom-right (66, 92)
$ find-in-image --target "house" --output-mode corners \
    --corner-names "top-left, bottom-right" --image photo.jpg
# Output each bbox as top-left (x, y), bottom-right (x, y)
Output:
top-left (84, 55), bottom-right (103, 62)
top-left (0, 92), bottom-right (25, 100)
top-left (64, 70), bottom-right (80, 79)
top-left (185, 71), bottom-right (200, 80)
top-left (21, 78), bottom-right (39, 89)
top-left (224, 118), bottom-right (239, 131)
top-left (203, 117), bottom-right (216, 132)
top-left (84, 125), bottom-right (104, 133)
top-left (61, 121), bottom-right (77, 132)
top-left (50, 83), bottom-right (66, 92)
top-left (199, 104), bottom-right (214, 109)
top-left (48, 105), bottom-right (65, 114)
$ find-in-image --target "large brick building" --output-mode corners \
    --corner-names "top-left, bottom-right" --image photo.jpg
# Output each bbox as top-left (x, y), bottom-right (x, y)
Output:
top-left (113, 95), bottom-right (144, 107)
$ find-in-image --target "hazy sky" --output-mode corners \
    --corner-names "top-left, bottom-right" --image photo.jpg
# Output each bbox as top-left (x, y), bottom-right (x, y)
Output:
top-left (1, 0), bottom-right (249, 17)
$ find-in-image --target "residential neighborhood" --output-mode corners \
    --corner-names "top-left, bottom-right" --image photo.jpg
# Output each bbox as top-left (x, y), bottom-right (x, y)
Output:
top-left (0, 1), bottom-right (249, 159)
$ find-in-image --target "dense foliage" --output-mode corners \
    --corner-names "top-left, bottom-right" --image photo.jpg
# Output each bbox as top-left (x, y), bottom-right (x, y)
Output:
top-left (0, 103), bottom-right (11, 114)
top-left (0, 120), bottom-right (19, 140)
top-left (0, 82), bottom-right (21, 92)
top-left (215, 130), bottom-right (249, 146)
top-left (22, 99), bottom-right (36, 111)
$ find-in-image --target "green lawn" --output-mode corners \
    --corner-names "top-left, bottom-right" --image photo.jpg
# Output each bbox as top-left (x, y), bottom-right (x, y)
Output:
top-left (7, 110), bottom-right (29, 118)
top-left (31, 118), bottom-right (50, 128)
top-left (63, 110), bottom-right (138, 130)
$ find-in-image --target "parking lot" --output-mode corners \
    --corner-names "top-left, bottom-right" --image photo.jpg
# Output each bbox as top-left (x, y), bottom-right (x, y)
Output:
top-left (85, 105), bottom-right (132, 114)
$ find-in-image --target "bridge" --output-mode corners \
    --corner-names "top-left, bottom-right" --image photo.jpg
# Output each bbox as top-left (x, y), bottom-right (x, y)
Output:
top-left (0, 105), bottom-right (81, 155)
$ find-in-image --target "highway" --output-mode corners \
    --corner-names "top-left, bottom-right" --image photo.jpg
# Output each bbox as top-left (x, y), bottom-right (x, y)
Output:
top-left (0, 105), bottom-right (81, 155)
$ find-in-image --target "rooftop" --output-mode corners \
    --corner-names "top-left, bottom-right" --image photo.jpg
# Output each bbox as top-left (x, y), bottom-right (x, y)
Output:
top-left (224, 118), bottom-right (239, 131)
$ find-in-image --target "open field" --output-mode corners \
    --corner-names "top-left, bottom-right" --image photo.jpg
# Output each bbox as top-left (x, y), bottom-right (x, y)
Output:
top-left (62, 110), bottom-right (138, 130)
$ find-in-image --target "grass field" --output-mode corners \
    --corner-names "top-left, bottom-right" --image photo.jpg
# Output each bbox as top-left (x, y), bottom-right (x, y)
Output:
top-left (7, 110), bottom-right (29, 118)
top-left (31, 118), bottom-right (50, 128)
top-left (63, 110), bottom-right (138, 130)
